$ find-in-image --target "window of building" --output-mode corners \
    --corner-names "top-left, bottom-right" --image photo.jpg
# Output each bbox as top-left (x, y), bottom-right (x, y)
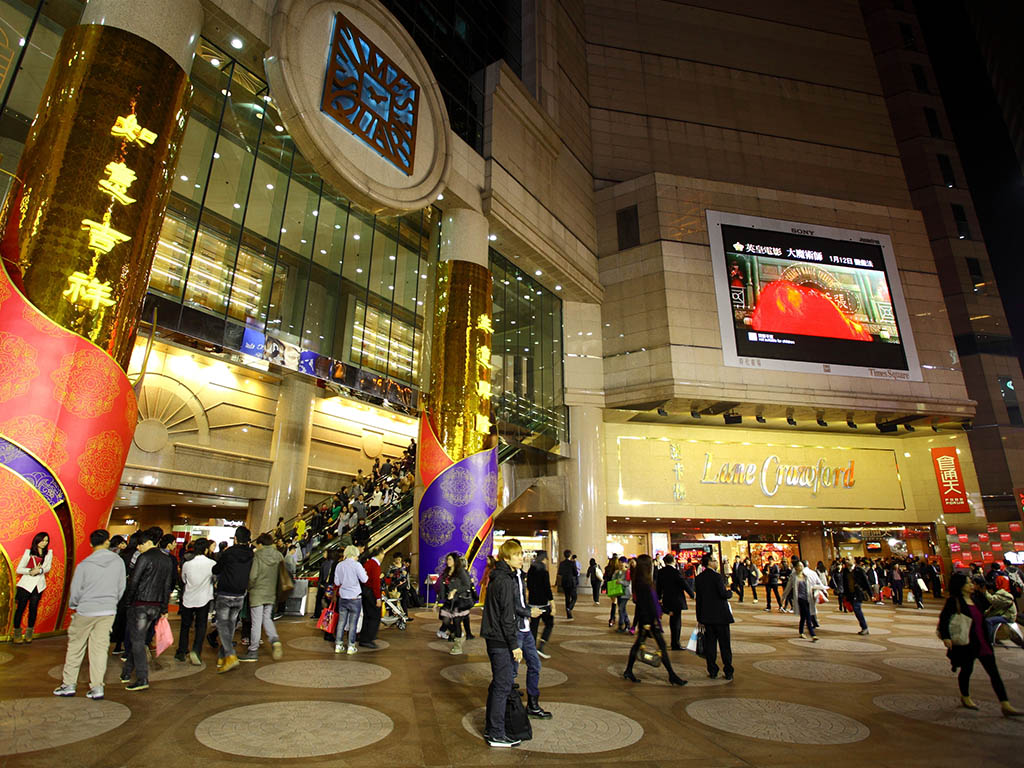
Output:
top-left (998, 377), bottom-right (1023, 426)
top-left (616, 205), bottom-right (640, 251)
top-left (899, 22), bottom-right (917, 50)
top-left (938, 154), bottom-right (957, 187)
top-left (912, 64), bottom-right (929, 92)
top-left (924, 107), bottom-right (942, 138)
top-left (952, 204), bottom-right (971, 240)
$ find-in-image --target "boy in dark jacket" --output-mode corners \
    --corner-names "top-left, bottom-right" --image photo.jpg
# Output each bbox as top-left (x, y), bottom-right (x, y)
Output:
top-left (212, 525), bottom-right (254, 673)
top-left (481, 539), bottom-right (529, 748)
top-left (121, 527), bottom-right (175, 691)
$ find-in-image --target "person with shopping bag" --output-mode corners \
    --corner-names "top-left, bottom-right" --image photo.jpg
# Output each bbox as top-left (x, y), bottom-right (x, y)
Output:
top-left (656, 553), bottom-right (693, 650)
top-left (694, 553), bottom-right (734, 681)
top-left (623, 554), bottom-right (686, 686)
top-left (120, 527), bottom-right (176, 691)
top-left (780, 560), bottom-right (826, 641)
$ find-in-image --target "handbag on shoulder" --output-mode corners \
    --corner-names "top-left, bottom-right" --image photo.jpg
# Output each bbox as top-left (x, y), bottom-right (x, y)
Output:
top-left (277, 560), bottom-right (295, 595)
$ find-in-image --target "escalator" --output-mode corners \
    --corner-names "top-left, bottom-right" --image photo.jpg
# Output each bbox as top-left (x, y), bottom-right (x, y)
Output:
top-left (297, 440), bottom-right (523, 578)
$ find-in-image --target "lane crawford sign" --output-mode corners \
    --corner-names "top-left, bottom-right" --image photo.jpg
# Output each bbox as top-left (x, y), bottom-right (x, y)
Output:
top-left (617, 436), bottom-right (906, 510)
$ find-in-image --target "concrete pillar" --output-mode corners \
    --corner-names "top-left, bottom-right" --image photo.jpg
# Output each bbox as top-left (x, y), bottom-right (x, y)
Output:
top-left (438, 207), bottom-right (489, 268)
top-left (253, 373), bottom-right (316, 535)
top-left (560, 405), bottom-right (607, 563)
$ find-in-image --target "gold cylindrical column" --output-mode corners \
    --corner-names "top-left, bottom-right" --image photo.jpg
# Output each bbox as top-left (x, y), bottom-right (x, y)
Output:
top-left (2, 23), bottom-right (191, 370)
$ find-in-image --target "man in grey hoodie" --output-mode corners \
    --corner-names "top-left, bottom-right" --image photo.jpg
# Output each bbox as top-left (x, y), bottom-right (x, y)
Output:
top-left (53, 529), bottom-right (126, 700)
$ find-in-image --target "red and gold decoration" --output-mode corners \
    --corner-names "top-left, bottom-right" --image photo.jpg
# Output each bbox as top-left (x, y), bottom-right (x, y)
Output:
top-left (0, 22), bottom-right (193, 637)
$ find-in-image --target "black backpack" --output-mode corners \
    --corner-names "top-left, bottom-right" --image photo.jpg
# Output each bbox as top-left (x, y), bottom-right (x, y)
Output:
top-left (485, 683), bottom-right (532, 741)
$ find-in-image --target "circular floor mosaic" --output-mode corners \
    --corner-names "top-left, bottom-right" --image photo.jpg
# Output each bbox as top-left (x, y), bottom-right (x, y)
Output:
top-left (196, 701), bottom-right (392, 758)
top-left (546, 624), bottom-right (604, 637)
top-left (730, 624), bottom-right (801, 637)
top-left (787, 638), bottom-right (887, 653)
top-left (604, 663), bottom-right (730, 687)
top-left (0, 651), bottom-right (12, 665)
top-left (255, 659), bottom-right (390, 688)
top-left (428, 638), bottom-right (486, 656)
top-left (47, 658), bottom-right (206, 685)
top-left (685, 698), bottom-right (869, 744)
top-left (728, 640), bottom-right (777, 655)
top-left (882, 656), bottom-right (1019, 680)
top-left (825, 624), bottom-right (892, 636)
top-left (995, 650), bottom-right (1024, 667)
top-left (561, 639), bottom-right (636, 655)
top-left (287, 636), bottom-right (390, 653)
top-left (0, 697), bottom-right (132, 755)
top-left (873, 693), bottom-right (1024, 737)
top-left (462, 702), bottom-right (644, 753)
top-left (885, 636), bottom-right (947, 650)
top-left (752, 659), bottom-right (881, 683)
top-left (442, 662), bottom-right (567, 688)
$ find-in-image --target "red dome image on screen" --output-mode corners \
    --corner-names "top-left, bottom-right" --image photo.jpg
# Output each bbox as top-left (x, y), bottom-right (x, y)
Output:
top-left (750, 280), bottom-right (872, 341)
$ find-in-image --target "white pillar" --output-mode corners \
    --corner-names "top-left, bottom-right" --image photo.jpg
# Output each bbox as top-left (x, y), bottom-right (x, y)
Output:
top-left (252, 373), bottom-right (316, 535)
top-left (560, 404), bottom-right (607, 563)
top-left (438, 207), bottom-right (489, 267)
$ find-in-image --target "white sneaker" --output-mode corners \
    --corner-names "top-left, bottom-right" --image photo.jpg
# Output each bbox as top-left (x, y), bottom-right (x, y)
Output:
top-left (537, 648), bottom-right (551, 659)
top-left (347, 644), bottom-right (358, 655)
top-left (86, 686), bottom-right (104, 700)
top-left (52, 684), bottom-right (76, 697)
top-left (334, 644), bottom-right (344, 654)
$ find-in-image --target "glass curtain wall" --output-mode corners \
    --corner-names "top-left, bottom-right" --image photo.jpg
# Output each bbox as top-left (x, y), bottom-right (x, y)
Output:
top-left (490, 250), bottom-right (566, 444)
top-left (142, 42), bottom-right (438, 388)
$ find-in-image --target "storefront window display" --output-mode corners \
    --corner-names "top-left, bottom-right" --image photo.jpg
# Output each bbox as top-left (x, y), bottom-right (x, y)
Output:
top-left (749, 541), bottom-right (800, 570)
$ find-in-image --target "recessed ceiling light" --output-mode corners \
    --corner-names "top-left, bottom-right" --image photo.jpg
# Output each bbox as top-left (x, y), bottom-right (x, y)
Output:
top-left (230, 37), bottom-right (243, 49)
top-left (488, 234), bottom-right (497, 241)
top-left (353, 234), bottom-right (360, 240)
top-left (213, 152), bottom-right (220, 159)
top-left (233, 203), bottom-right (241, 209)
top-left (436, 193), bottom-right (444, 200)
top-left (179, 175), bottom-right (189, 182)
top-left (266, 183), bottom-right (274, 190)
top-left (274, 124), bottom-right (284, 132)
top-left (534, 269), bottom-right (542, 276)
top-left (554, 285), bottom-right (562, 291)
top-left (356, 267), bottom-right (363, 273)
top-left (210, 58), bottom-right (220, 67)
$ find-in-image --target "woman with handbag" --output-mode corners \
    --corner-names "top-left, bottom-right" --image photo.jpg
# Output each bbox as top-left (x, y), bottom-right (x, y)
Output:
top-left (440, 552), bottom-right (474, 655)
top-left (622, 554), bottom-right (686, 686)
top-left (938, 572), bottom-right (1021, 716)
top-left (586, 558), bottom-right (603, 604)
top-left (611, 557), bottom-right (631, 632)
top-left (12, 532), bottom-right (52, 644)
top-left (780, 560), bottom-right (826, 641)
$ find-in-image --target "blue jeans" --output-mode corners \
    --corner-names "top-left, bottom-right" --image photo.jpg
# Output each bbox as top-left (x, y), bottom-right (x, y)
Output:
top-left (122, 605), bottom-right (161, 683)
top-left (616, 596), bottom-right (630, 629)
top-left (850, 598), bottom-right (867, 630)
top-left (485, 640), bottom-right (516, 738)
top-left (336, 597), bottom-right (362, 645)
top-left (517, 629), bottom-right (541, 697)
top-left (215, 594), bottom-right (245, 658)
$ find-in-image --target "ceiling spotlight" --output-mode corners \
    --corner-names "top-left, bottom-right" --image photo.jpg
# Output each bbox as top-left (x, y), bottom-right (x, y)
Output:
top-left (903, 423), bottom-right (915, 432)
top-left (724, 412), bottom-right (742, 425)
top-left (755, 413), bottom-right (766, 424)
top-left (816, 414), bottom-right (828, 428)
top-left (657, 407), bottom-right (668, 417)
top-left (488, 234), bottom-right (497, 241)
top-left (786, 416), bottom-right (797, 427)
top-left (847, 419), bottom-right (858, 429)
top-left (230, 37), bottom-right (243, 50)
top-left (690, 408), bottom-right (701, 419)
top-left (877, 422), bottom-right (898, 433)
top-left (931, 421), bottom-right (939, 432)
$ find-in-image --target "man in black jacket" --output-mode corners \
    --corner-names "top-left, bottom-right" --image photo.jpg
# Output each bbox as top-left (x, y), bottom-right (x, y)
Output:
top-left (526, 551), bottom-right (554, 658)
top-left (731, 557), bottom-right (748, 603)
top-left (555, 549), bottom-right (577, 619)
top-left (763, 556), bottom-right (783, 612)
top-left (657, 554), bottom-right (694, 650)
top-left (695, 553), bottom-right (734, 681)
top-left (481, 539), bottom-right (530, 748)
top-left (212, 525), bottom-right (254, 673)
top-left (121, 527), bottom-right (175, 691)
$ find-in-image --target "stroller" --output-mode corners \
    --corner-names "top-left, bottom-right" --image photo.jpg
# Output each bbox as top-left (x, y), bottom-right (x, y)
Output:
top-left (380, 590), bottom-right (408, 631)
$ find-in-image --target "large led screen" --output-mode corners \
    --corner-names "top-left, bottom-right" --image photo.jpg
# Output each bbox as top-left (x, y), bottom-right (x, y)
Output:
top-left (707, 210), bottom-right (922, 381)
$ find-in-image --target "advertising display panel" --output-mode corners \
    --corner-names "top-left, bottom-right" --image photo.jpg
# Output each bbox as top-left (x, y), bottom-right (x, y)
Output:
top-left (707, 210), bottom-right (922, 381)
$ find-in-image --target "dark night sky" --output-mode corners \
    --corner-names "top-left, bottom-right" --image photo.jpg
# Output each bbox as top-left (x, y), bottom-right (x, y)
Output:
top-left (916, 0), bottom-right (1024, 370)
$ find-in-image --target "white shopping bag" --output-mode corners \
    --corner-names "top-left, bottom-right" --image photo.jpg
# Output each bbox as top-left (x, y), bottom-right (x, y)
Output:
top-left (686, 628), bottom-right (700, 652)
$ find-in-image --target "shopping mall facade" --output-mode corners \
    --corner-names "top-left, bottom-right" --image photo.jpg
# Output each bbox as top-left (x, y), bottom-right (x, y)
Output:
top-left (2, 0), bottom-right (1023, 632)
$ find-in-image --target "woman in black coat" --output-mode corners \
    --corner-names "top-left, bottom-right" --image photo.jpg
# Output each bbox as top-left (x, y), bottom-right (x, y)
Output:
top-left (526, 551), bottom-right (554, 657)
top-left (623, 554), bottom-right (686, 686)
top-left (938, 572), bottom-right (1021, 716)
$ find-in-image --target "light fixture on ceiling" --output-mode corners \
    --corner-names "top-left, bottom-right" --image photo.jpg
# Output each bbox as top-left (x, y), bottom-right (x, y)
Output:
top-left (230, 37), bottom-right (243, 49)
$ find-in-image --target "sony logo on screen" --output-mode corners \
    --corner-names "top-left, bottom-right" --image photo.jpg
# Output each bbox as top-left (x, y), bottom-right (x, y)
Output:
top-left (791, 228), bottom-right (815, 235)
top-left (699, 452), bottom-right (855, 498)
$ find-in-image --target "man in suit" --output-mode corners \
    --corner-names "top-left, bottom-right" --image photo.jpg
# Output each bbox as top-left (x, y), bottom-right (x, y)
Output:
top-left (656, 554), bottom-right (694, 650)
top-left (695, 553), bottom-right (734, 681)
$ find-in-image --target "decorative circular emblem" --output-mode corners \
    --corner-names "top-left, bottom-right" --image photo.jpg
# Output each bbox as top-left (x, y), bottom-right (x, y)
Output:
top-left (0, 468), bottom-right (48, 541)
top-left (441, 467), bottom-right (474, 506)
top-left (21, 304), bottom-right (65, 336)
top-left (419, 506), bottom-right (454, 547)
top-left (77, 430), bottom-right (124, 500)
top-left (460, 509), bottom-right (487, 545)
top-left (51, 349), bottom-right (121, 419)
top-left (265, 0), bottom-right (450, 214)
top-left (0, 415), bottom-right (70, 470)
top-left (0, 332), bottom-right (38, 403)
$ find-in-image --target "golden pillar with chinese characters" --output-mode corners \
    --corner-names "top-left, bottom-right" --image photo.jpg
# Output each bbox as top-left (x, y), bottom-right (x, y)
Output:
top-left (415, 208), bottom-right (498, 591)
top-left (0, 0), bottom-right (202, 638)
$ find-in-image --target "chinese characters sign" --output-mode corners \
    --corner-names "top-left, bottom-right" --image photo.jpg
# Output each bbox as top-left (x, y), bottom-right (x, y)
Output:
top-left (321, 11), bottom-right (419, 174)
top-left (931, 446), bottom-right (967, 514)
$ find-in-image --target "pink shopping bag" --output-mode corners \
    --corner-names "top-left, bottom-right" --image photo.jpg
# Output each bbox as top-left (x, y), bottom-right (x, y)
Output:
top-left (154, 616), bottom-right (174, 656)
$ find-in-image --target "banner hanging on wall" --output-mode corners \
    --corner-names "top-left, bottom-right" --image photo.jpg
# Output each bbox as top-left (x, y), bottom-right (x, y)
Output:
top-left (930, 446), bottom-right (968, 514)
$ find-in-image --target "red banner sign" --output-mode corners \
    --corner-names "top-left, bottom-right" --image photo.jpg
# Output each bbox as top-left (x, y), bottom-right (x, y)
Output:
top-left (988, 524), bottom-right (999, 534)
top-left (959, 534), bottom-right (969, 542)
top-left (949, 542), bottom-right (961, 552)
top-left (947, 526), bottom-right (958, 535)
top-left (1001, 532), bottom-right (1012, 541)
top-left (931, 447), bottom-right (968, 513)
top-left (1016, 542), bottom-right (1024, 551)
top-left (1011, 523), bottom-right (1021, 533)
top-left (979, 533), bottom-right (989, 542)
top-left (992, 543), bottom-right (1003, 551)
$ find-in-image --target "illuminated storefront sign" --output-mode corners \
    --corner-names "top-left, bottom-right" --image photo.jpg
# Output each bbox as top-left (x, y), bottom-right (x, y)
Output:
top-left (618, 435), bottom-right (904, 510)
top-left (930, 446), bottom-right (967, 514)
